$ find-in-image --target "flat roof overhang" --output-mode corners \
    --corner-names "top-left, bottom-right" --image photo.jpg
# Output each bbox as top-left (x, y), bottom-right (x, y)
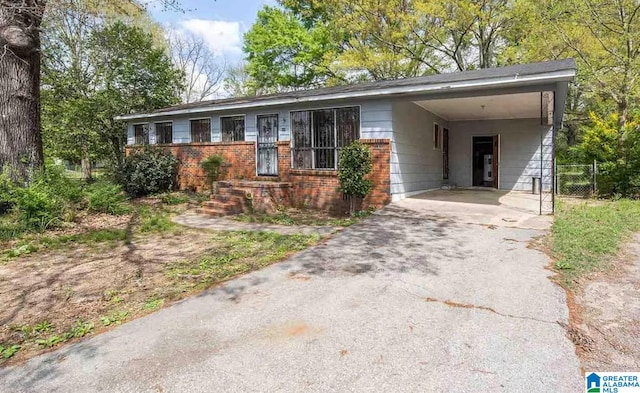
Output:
top-left (115, 60), bottom-right (576, 122)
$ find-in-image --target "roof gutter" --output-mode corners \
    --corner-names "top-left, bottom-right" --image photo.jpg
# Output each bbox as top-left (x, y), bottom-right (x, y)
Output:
top-left (115, 69), bottom-right (576, 121)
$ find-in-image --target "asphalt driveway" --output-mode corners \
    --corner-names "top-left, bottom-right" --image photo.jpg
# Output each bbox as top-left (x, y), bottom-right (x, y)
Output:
top-left (0, 201), bottom-right (582, 392)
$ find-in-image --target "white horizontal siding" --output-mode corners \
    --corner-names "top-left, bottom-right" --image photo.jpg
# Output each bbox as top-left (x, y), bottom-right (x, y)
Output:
top-left (125, 99), bottom-right (392, 145)
top-left (390, 101), bottom-right (447, 196)
top-left (448, 118), bottom-right (553, 191)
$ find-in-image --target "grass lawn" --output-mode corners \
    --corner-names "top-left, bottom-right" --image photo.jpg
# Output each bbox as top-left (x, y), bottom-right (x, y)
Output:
top-left (550, 198), bottom-right (640, 286)
top-left (233, 207), bottom-right (373, 227)
top-left (0, 193), bottom-right (320, 365)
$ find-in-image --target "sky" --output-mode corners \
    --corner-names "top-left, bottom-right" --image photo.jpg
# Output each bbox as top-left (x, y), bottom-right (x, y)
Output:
top-left (148, 0), bottom-right (277, 64)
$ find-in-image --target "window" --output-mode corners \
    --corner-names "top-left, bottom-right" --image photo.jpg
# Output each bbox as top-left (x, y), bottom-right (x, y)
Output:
top-left (190, 118), bottom-right (211, 143)
top-left (221, 116), bottom-right (245, 142)
top-left (155, 122), bottom-right (173, 144)
top-left (291, 106), bottom-right (360, 169)
top-left (134, 124), bottom-right (148, 145)
top-left (433, 123), bottom-right (441, 150)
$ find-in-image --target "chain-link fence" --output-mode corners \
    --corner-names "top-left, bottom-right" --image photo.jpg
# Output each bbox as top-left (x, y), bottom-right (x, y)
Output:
top-left (556, 162), bottom-right (597, 197)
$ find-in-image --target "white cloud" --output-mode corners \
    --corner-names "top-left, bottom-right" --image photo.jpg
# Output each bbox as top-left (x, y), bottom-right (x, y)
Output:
top-left (179, 19), bottom-right (243, 55)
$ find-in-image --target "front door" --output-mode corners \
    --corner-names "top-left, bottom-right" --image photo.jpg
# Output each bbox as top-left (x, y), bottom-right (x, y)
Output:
top-left (257, 114), bottom-right (278, 176)
top-left (472, 135), bottom-right (499, 187)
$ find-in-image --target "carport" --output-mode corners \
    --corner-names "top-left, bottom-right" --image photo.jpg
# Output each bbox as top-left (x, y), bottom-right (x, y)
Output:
top-left (388, 60), bottom-right (576, 215)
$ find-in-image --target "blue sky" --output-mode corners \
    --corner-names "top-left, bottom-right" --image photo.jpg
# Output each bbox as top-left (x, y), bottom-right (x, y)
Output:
top-left (149, 0), bottom-right (276, 62)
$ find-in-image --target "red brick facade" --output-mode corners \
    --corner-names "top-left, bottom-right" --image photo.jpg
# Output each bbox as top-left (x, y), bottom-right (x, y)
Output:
top-left (127, 142), bottom-right (256, 191)
top-left (125, 138), bottom-right (391, 212)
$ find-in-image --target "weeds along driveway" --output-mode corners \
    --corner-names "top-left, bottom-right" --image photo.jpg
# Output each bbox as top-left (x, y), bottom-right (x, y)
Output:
top-left (0, 210), bottom-right (582, 392)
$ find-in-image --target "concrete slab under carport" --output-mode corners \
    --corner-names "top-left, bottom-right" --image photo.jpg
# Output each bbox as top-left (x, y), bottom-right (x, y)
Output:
top-left (382, 189), bottom-right (551, 230)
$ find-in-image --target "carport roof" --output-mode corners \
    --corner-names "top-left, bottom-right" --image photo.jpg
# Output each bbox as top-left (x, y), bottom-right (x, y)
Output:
top-left (115, 59), bottom-right (576, 121)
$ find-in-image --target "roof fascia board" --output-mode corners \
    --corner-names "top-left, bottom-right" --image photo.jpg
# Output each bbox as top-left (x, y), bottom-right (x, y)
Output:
top-left (115, 70), bottom-right (576, 121)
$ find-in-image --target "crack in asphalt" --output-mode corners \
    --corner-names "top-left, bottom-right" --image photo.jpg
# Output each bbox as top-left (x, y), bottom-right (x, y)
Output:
top-left (424, 296), bottom-right (560, 326)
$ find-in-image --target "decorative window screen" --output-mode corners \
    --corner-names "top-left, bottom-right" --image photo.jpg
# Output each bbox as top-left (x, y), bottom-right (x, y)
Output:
top-left (291, 106), bottom-right (360, 170)
top-left (155, 122), bottom-right (173, 144)
top-left (221, 116), bottom-right (245, 142)
top-left (190, 119), bottom-right (211, 143)
top-left (134, 124), bottom-right (148, 145)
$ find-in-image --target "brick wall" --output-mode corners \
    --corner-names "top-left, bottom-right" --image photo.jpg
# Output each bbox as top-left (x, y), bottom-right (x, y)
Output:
top-left (126, 142), bottom-right (256, 191)
top-left (277, 139), bottom-right (391, 214)
top-left (125, 138), bottom-right (391, 212)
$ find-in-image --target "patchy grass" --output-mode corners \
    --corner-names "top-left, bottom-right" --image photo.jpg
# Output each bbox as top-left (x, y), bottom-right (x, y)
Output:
top-left (550, 198), bottom-right (640, 286)
top-left (0, 208), bottom-right (321, 364)
top-left (233, 207), bottom-right (373, 227)
top-left (138, 206), bottom-right (177, 233)
top-left (167, 231), bottom-right (320, 288)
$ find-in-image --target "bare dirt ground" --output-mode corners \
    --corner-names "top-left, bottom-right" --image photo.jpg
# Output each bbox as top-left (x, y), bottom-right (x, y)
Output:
top-left (0, 227), bottom-right (217, 364)
top-left (571, 233), bottom-right (640, 371)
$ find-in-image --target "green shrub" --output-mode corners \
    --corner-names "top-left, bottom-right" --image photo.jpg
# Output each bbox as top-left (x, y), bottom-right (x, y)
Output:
top-left (11, 166), bottom-right (82, 231)
top-left (201, 154), bottom-right (225, 189)
top-left (0, 173), bottom-right (16, 215)
top-left (118, 147), bottom-right (178, 197)
top-left (338, 142), bottom-right (373, 213)
top-left (86, 181), bottom-right (130, 215)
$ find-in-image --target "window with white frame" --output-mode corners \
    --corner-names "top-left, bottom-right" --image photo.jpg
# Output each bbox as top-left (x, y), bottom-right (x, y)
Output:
top-left (433, 123), bottom-right (441, 150)
top-left (291, 106), bottom-right (360, 169)
top-left (155, 122), bottom-right (173, 144)
top-left (134, 124), bottom-right (148, 145)
top-left (190, 118), bottom-right (211, 143)
top-left (220, 115), bottom-right (245, 142)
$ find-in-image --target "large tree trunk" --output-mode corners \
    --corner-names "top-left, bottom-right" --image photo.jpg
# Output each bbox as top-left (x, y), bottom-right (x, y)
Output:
top-left (0, 1), bottom-right (45, 183)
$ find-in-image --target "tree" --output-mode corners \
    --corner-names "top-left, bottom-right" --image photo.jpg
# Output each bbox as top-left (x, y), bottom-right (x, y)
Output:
top-left (0, 0), bottom-right (46, 183)
top-left (90, 21), bottom-right (184, 173)
top-left (167, 30), bottom-right (226, 103)
top-left (41, 0), bottom-right (173, 179)
top-left (223, 62), bottom-right (255, 97)
top-left (1, 0), bottom-right (181, 183)
top-left (243, 5), bottom-right (344, 93)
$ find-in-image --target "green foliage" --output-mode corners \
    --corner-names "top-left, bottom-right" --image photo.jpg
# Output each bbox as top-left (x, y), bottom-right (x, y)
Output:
top-left (86, 181), bottom-right (131, 215)
top-left (338, 142), bottom-right (373, 212)
top-left (35, 336), bottom-right (64, 348)
top-left (0, 344), bottom-right (20, 359)
top-left (34, 321), bottom-right (52, 333)
top-left (11, 165), bottom-right (83, 232)
top-left (42, 13), bottom-right (184, 176)
top-left (573, 112), bottom-right (640, 197)
top-left (118, 147), bottom-right (178, 197)
top-left (0, 173), bottom-right (17, 214)
top-left (143, 298), bottom-right (164, 310)
top-left (100, 311), bottom-right (129, 326)
top-left (201, 154), bottom-right (225, 187)
top-left (552, 200), bottom-right (640, 286)
top-left (243, 5), bottom-right (342, 92)
top-left (166, 231), bottom-right (319, 285)
top-left (66, 320), bottom-right (94, 339)
top-left (3, 243), bottom-right (38, 259)
top-left (138, 206), bottom-right (176, 233)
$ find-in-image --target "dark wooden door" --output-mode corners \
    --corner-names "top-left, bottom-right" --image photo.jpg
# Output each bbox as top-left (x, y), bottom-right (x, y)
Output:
top-left (257, 114), bottom-right (279, 176)
top-left (442, 127), bottom-right (449, 180)
top-left (492, 134), bottom-right (500, 188)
